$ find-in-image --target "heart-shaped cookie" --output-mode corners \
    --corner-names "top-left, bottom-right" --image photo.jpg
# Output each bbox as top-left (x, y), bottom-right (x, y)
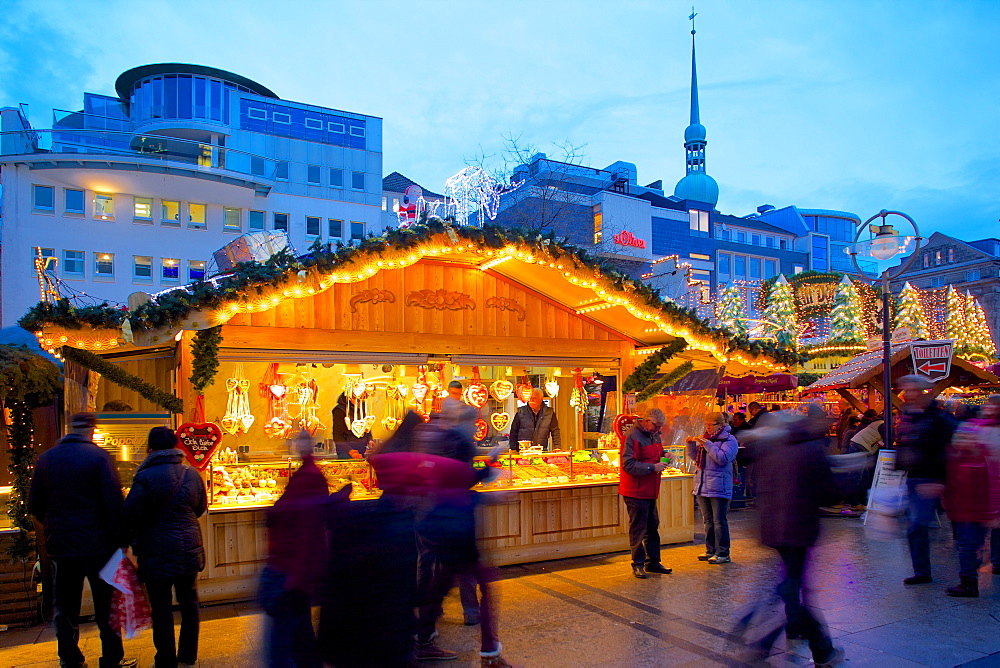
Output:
top-left (490, 412), bottom-right (511, 432)
top-left (363, 415), bottom-right (376, 432)
top-left (226, 378), bottom-right (239, 392)
top-left (464, 383), bottom-right (489, 408)
top-left (411, 383), bottom-right (429, 403)
top-left (545, 381), bottom-right (560, 397)
top-left (269, 384), bottom-right (287, 399)
top-left (351, 418), bottom-right (368, 438)
top-left (382, 416), bottom-right (400, 431)
top-left (240, 414), bottom-right (255, 431)
top-left (352, 381), bottom-right (367, 398)
top-left (176, 422), bottom-right (223, 470)
top-left (515, 383), bottom-right (533, 403)
top-left (613, 414), bottom-right (641, 446)
top-left (220, 416), bottom-right (240, 435)
top-left (491, 380), bottom-right (514, 402)
top-left (397, 384), bottom-right (409, 397)
top-left (474, 418), bottom-right (488, 442)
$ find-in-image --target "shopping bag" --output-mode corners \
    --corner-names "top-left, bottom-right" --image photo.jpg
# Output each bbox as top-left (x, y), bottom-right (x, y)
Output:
top-left (100, 549), bottom-right (152, 639)
top-left (864, 484), bottom-right (907, 542)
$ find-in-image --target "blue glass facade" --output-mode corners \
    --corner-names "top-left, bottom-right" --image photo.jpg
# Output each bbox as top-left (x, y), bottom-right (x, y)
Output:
top-left (240, 100), bottom-right (366, 149)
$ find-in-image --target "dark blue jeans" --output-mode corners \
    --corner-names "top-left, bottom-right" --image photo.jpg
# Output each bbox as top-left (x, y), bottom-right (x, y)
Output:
top-left (259, 567), bottom-right (320, 668)
top-left (954, 522), bottom-right (990, 579)
top-left (905, 478), bottom-right (939, 578)
top-left (696, 496), bottom-right (730, 557)
top-left (52, 554), bottom-right (124, 668)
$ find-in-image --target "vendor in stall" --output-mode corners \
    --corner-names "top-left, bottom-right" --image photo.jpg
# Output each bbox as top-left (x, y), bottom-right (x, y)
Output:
top-left (331, 392), bottom-right (373, 459)
top-left (509, 388), bottom-right (561, 451)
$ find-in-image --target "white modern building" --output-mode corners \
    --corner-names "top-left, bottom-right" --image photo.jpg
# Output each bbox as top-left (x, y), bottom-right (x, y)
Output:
top-left (0, 63), bottom-right (382, 326)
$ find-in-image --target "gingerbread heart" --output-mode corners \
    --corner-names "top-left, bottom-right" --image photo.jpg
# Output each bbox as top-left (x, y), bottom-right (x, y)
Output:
top-left (397, 384), bottom-right (409, 397)
top-left (225, 378), bottom-right (239, 392)
top-left (351, 419), bottom-right (368, 438)
top-left (613, 414), bottom-right (641, 446)
top-left (220, 416), bottom-right (240, 435)
top-left (240, 414), bottom-right (255, 431)
top-left (269, 384), bottom-right (287, 399)
top-left (352, 381), bottom-right (367, 398)
top-left (491, 380), bottom-right (514, 402)
top-left (411, 382), bottom-right (429, 403)
top-left (474, 418), bottom-right (488, 442)
top-left (515, 383), bottom-right (533, 402)
top-left (490, 412), bottom-right (511, 432)
top-left (545, 381), bottom-right (560, 397)
top-left (464, 383), bottom-right (489, 408)
top-left (382, 416), bottom-right (400, 431)
top-left (363, 414), bottom-right (376, 432)
top-left (177, 422), bottom-right (223, 471)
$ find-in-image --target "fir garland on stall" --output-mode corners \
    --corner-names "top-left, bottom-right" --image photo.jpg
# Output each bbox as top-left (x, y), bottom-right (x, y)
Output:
top-left (623, 339), bottom-right (689, 394)
top-left (61, 346), bottom-right (183, 414)
top-left (0, 345), bottom-right (61, 564)
top-left (636, 361), bottom-right (695, 403)
top-left (189, 326), bottom-right (223, 393)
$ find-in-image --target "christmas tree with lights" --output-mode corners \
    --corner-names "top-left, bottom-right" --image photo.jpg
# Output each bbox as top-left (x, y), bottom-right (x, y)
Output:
top-left (828, 275), bottom-right (866, 346)
top-left (966, 291), bottom-right (997, 361)
top-left (763, 275), bottom-right (798, 349)
top-left (716, 284), bottom-right (748, 337)
top-left (893, 281), bottom-right (928, 339)
top-left (945, 286), bottom-right (966, 352)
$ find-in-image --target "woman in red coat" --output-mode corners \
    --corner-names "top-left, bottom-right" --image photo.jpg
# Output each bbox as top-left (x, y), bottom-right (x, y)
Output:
top-left (944, 395), bottom-right (1000, 597)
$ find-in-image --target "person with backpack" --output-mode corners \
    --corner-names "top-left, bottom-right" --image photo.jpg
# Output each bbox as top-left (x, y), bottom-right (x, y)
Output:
top-left (123, 427), bottom-right (207, 668)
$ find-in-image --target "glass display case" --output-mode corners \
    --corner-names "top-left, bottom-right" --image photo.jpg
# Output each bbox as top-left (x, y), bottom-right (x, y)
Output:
top-left (208, 457), bottom-right (379, 509)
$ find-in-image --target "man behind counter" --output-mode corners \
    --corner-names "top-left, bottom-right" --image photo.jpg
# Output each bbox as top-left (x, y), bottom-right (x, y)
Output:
top-left (509, 388), bottom-right (561, 451)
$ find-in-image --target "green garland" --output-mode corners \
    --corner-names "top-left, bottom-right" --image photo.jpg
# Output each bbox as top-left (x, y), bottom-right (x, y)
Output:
top-left (796, 372), bottom-right (823, 387)
top-left (0, 344), bottom-right (61, 564)
top-left (62, 346), bottom-right (183, 414)
top-left (623, 339), bottom-right (688, 393)
top-left (19, 221), bottom-right (801, 368)
top-left (189, 326), bottom-right (223, 393)
top-left (636, 361), bottom-right (695, 402)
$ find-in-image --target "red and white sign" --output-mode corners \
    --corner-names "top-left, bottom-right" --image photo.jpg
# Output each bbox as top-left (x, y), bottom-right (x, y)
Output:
top-left (910, 340), bottom-right (954, 382)
top-left (176, 422), bottom-right (224, 471)
top-left (613, 230), bottom-right (646, 249)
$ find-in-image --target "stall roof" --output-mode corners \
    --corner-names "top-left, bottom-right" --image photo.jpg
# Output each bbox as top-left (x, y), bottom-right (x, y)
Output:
top-left (802, 342), bottom-right (999, 393)
top-left (20, 223), bottom-right (800, 376)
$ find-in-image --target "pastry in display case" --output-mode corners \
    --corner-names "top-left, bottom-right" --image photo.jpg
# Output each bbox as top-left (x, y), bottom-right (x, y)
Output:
top-left (315, 459), bottom-right (379, 499)
top-left (210, 463), bottom-right (290, 506)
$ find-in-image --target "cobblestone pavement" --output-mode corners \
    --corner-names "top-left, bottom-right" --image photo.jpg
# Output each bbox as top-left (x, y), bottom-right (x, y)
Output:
top-left (3, 508), bottom-right (1000, 667)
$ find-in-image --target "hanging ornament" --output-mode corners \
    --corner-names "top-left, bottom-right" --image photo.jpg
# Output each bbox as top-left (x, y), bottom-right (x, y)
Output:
top-left (515, 371), bottom-right (533, 403)
top-left (544, 379), bottom-right (560, 398)
top-left (352, 379), bottom-right (367, 398)
top-left (261, 364), bottom-right (291, 439)
top-left (474, 417), bottom-right (488, 442)
top-left (569, 367), bottom-right (586, 414)
top-left (463, 366), bottom-right (489, 408)
top-left (490, 412), bottom-right (511, 432)
top-left (222, 364), bottom-right (254, 435)
top-left (491, 379), bottom-right (514, 402)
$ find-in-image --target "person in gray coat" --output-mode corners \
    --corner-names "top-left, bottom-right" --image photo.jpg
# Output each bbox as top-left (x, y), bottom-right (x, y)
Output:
top-left (508, 388), bottom-right (561, 451)
top-left (686, 412), bottom-right (739, 563)
top-left (123, 427), bottom-right (207, 668)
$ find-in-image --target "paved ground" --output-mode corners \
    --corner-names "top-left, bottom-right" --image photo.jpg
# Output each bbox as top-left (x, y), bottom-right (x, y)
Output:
top-left (3, 508), bottom-right (1000, 667)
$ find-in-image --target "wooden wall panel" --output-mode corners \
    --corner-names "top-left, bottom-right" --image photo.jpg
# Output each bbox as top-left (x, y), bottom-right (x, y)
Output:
top-left (94, 357), bottom-right (174, 413)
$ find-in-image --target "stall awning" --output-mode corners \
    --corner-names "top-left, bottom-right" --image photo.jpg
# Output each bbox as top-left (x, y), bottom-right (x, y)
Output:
top-left (218, 349), bottom-right (429, 365)
top-left (717, 373), bottom-right (799, 396)
top-left (450, 355), bottom-right (619, 369)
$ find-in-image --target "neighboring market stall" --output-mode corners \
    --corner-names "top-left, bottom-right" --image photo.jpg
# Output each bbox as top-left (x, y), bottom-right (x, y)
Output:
top-left (21, 222), bottom-right (796, 602)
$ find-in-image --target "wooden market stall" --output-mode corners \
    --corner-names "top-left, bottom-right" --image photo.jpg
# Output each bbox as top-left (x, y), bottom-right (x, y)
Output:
top-left (23, 223), bottom-right (794, 602)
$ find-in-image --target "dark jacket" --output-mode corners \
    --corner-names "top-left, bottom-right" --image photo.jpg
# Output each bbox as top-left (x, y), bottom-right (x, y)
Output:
top-left (895, 402), bottom-right (957, 481)
top-left (331, 393), bottom-right (371, 450)
top-left (746, 416), bottom-right (838, 549)
top-left (687, 425), bottom-right (739, 499)
top-left (509, 404), bottom-right (561, 450)
top-left (29, 433), bottom-right (125, 559)
top-left (123, 449), bottom-right (207, 580)
top-left (619, 424), bottom-right (664, 499)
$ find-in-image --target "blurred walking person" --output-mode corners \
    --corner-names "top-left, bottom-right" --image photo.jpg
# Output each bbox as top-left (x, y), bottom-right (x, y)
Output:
top-left (687, 412), bottom-right (738, 563)
top-left (260, 430), bottom-right (330, 666)
top-left (29, 412), bottom-right (137, 668)
top-left (943, 395), bottom-right (1000, 597)
top-left (737, 412), bottom-right (844, 666)
top-left (123, 427), bottom-right (206, 668)
top-left (620, 406), bottom-right (672, 578)
top-left (894, 375), bottom-right (957, 585)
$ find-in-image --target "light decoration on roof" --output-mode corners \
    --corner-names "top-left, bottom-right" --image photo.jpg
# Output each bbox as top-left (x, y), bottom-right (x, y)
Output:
top-left (443, 166), bottom-right (507, 226)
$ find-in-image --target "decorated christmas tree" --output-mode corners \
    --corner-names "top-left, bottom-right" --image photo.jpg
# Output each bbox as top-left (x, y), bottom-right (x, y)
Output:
top-left (945, 286), bottom-right (967, 352)
top-left (893, 281), bottom-right (928, 340)
top-left (966, 292), bottom-right (997, 361)
top-left (762, 275), bottom-right (798, 349)
top-left (828, 275), bottom-right (866, 346)
top-left (716, 284), bottom-right (748, 337)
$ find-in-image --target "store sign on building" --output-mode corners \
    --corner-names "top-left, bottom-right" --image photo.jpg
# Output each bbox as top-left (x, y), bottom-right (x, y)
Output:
top-left (94, 413), bottom-right (173, 462)
top-left (613, 230), bottom-right (646, 249)
top-left (910, 340), bottom-right (954, 381)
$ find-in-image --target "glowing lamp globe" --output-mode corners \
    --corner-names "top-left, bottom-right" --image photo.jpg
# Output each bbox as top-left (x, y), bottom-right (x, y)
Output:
top-left (868, 224), bottom-right (901, 260)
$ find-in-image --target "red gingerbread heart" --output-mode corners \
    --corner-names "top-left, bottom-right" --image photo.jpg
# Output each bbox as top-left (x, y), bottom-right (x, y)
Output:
top-left (474, 418), bottom-right (488, 442)
top-left (515, 383), bottom-right (533, 403)
top-left (464, 383), bottom-right (489, 408)
top-left (612, 414), bottom-right (641, 447)
top-left (177, 422), bottom-right (224, 471)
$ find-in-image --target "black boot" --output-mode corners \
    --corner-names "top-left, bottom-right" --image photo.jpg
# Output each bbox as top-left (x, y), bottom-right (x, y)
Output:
top-left (946, 575), bottom-right (979, 597)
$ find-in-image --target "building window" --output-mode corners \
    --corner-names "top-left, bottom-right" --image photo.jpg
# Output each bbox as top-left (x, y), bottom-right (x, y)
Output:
top-left (765, 259), bottom-right (777, 279)
top-left (381, 196), bottom-right (387, 211)
top-left (966, 269), bottom-right (981, 281)
top-left (94, 193), bottom-right (114, 218)
top-left (33, 185), bottom-right (55, 211)
top-left (162, 258), bottom-right (180, 281)
top-left (934, 250), bottom-right (942, 266)
top-left (188, 203), bottom-right (206, 228)
top-left (249, 210), bottom-right (265, 231)
top-left (392, 197), bottom-right (400, 212)
top-left (737, 230), bottom-right (747, 243)
top-left (134, 197), bottom-right (153, 221)
top-left (718, 253), bottom-right (730, 275)
top-left (328, 121), bottom-right (345, 133)
top-left (63, 250), bottom-right (85, 276)
top-left (307, 165), bottom-right (321, 184)
top-left (330, 169), bottom-right (344, 187)
top-left (247, 107), bottom-right (267, 120)
top-left (133, 256), bottom-right (152, 279)
top-left (273, 212), bottom-right (289, 232)
top-left (251, 157), bottom-right (266, 177)
top-left (328, 219), bottom-right (343, 238)
top-left (64, 188), bottom-right (85, 214)
top-left (688, 209), bottom-right (709, 234)
top-left (272, 112), bottom-right (291, 124)
top-left (793, 264), bottom-right (804, 274)
top-left (305, 118), bottom-right (323, 130)
top-left (351, 171), bottom-right (365, 190)
top-left (95, 252), bottom-right (114, 277)
top-left (930, 276), bottom-right (945, 288)
top-left (749, 257), bottom-right (761, 279)
top-left (922, 253), bottom-right (930, 268)
top-left (765, 236), bottom-right (775, 248)
top-left (948, 247), bottom-right (955, 263)
top-left (779, 238), bottom-right (788, 250)
top-left (33, 247), bottom-right (56, 272)
top-left (751, 234), bottom-right (761, 246)
top-left (275, 161), bottom-right (289, 180)
top-left (188, 260), bottom-right (206, 282)
top-left (593, 207), bottom-right (603, 244)
top-left (350, 221), bottom-right (365, 241)
top-left (733, 255), bottom-right (746, 277)
top-left (306, 216), bottom-right (321, 237)
top-left (350, 126), bottom-right (365, 137)
top-left (161, 200), bottom-right (180, 225)
top-left (223, 207), bottom-right (241, 231)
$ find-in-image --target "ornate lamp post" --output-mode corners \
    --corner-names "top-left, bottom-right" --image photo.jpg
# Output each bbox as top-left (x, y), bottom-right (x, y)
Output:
top-left (846, 210), bottom-right (922, 448)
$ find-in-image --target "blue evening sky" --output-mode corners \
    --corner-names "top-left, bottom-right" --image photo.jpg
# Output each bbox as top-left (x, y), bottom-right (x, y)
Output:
top-left (2, 0), bottom-right (997, 240)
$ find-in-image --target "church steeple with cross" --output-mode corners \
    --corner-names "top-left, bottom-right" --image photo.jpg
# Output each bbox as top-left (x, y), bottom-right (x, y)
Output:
top-left (673, 8), bottom-right (720, 208)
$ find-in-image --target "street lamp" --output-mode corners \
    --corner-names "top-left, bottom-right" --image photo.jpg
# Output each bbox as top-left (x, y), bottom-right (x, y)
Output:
top-left (846, 210), bottom-right (921, 449)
